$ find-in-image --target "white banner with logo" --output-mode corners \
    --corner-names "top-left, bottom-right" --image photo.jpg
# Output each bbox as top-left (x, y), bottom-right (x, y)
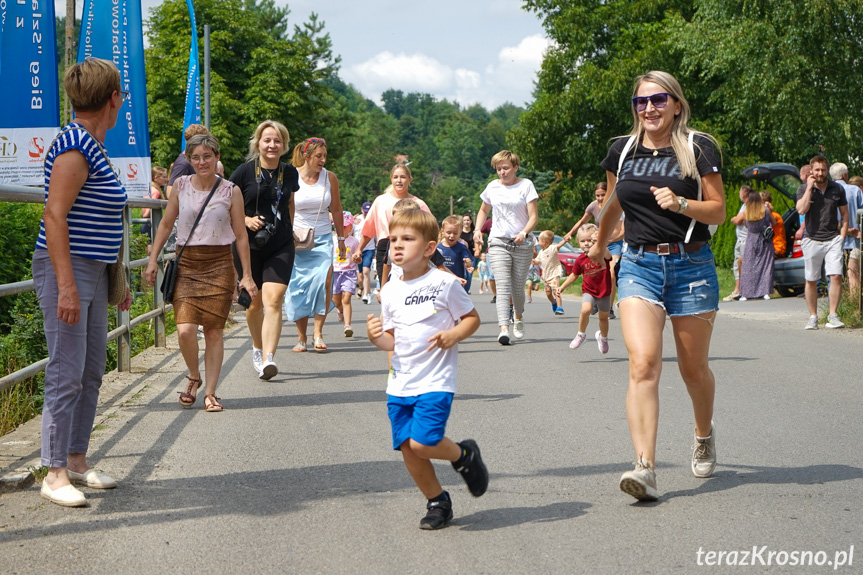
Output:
top-left (0, 128), bottom-right (59, 185)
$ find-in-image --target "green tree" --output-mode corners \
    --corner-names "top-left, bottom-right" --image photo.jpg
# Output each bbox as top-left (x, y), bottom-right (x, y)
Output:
top-left (145, 0), bottom-right (340, 171)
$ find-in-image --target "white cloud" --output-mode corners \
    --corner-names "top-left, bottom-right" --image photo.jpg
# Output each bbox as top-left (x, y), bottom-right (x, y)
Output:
top-left (345, 35), bottom-right (551, 111)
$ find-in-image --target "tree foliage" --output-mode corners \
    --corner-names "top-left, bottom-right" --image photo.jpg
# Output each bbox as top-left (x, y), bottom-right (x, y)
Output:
top-left (512, 0), bottom-right (863, 223)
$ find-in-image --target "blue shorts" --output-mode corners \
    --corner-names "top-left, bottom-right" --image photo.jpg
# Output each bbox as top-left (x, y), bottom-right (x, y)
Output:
top-left (361, 249), bottom-right (375, 271)
top-left (617, 243), bottom-right (719, 317)
top-left (387, 392), bottom-right (453, 450)
top-left (608, 239), bottom-right (624, 257)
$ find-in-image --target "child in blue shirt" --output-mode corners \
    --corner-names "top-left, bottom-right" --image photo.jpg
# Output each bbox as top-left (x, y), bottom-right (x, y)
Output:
top-left (437, 215), bottom-right (474, 292)
top-left (367, 209), bottom-right (487, 530)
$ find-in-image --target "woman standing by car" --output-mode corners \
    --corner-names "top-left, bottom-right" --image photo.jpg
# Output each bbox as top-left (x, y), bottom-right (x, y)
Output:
top-left (740, 188), bottom-right (776, 300)
top-left (590, 71), bottom-right (725, 501)
top-left (284, 138), bottom-right (345, 352)
top-left (145, 134), bottom-right (258, 412)
top-left (32, 58), bottom-right (131, 507)
top-left (229, 120), bottom-right (298, 379)
top-left (473, 150), bottom-right (539, 345)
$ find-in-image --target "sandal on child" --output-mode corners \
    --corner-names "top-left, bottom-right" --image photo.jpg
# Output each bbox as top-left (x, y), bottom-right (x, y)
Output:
top-left (292, 340), bottom-right (307, 352)
top-left (203, 394), bottom-right (223, 412)
top-left (178, 375), bottom-right (202, 407)
top-left (313, 337), bottom-right (327, 351)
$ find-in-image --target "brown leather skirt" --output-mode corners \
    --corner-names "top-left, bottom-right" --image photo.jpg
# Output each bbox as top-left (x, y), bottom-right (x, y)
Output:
top-left (173, 245), bottom-right (235, 329)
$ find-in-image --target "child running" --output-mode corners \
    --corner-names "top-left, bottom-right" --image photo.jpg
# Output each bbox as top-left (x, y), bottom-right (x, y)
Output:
top-left (525, 246), bottom-right (541, 304)
top-left (332, 211), bottom-right (360, 337)
top-left (367, 208), bottom-right (488, 530)
top-left (477, 253), bottom-right (490, 294)
top-left (534, 230), bottom-right (567, 315)
top-left (556, 225), bottom-right (612, 353)
top-left (437, 215), bottom-right (474, 292)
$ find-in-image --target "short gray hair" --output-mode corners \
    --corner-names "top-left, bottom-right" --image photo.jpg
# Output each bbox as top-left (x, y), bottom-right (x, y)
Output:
top-left (829, 162), bottom-right (848, 181)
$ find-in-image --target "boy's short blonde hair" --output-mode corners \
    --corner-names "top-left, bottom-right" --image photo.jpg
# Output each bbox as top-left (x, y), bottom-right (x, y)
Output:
top-left (392, 197), bottom-right (420, 213)
top-left (390, 209), bottom-right (439, 243)
top-left (539, 230), bottom-right (554, 243)
top-left (441, 215), bottom-right (461, 230)
top-left (578, 224), bottom-right (598, 239)
top-left (490, 150), bottom-right (520, 169)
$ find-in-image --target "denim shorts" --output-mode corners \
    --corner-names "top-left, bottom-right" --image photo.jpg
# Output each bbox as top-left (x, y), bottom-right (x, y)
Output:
top-left (618, 243), bottom-right (719, 317)
top-left (608, 239), bottom-right (624, 257)
top-left (387, 392), bottom-right (453, 450)
top-left (361, 249), bottom-right (375, 271)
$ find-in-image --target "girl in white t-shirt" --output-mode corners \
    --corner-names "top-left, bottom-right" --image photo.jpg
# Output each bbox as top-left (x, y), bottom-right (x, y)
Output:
top-left (473, 150), bottom-right (539, 345)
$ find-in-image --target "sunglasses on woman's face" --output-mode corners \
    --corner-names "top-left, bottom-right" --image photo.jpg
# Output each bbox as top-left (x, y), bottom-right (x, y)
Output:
top-left (632, 92), bottom-right (672, 112)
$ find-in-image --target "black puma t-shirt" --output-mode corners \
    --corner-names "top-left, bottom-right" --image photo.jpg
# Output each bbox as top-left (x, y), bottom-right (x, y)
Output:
top-left (230, 160), bottom-right (299, 251)
top-left (600, 134), bottom-right (721, 245)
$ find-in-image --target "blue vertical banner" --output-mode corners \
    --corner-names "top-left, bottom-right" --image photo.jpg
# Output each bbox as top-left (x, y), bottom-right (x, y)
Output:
top-left (182, 0), bottom-right (202, 151)
top-left (78, 0), bottom-right (151, 197)
top-left (0, 0), bottom-right (60, 185)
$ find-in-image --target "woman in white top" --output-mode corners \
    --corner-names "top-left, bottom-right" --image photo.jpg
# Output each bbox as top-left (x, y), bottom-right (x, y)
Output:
top-left (473, 150), bottom-right (539, 345)
top-left (284, 138), bottom-right (346, 352)
top-left (145, 134), bottom-right (257, 412)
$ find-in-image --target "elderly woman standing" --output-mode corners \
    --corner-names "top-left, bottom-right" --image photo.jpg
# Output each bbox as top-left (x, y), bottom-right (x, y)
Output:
top-left (473, 151), bottom-right (539, 346)
top-left (32, 58), bottom-right (131, 507)
top-left (590, 71), bottom-right (725, 501)
top-left (284, 138), bottom-right (345, 352)
top-left (145, 134), bottom-right (257, 412)
top-left (229, 120), bottom-right (298, 379)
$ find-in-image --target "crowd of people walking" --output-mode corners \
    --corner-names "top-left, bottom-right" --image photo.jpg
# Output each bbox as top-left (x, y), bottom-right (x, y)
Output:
top-left (30, 60), bottom-right (860, 525)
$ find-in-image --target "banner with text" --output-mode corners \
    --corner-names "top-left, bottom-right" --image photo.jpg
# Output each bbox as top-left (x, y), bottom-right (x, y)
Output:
top-left (0, 0), bottom-right (60, 185)
top-left (78, 0), bottom-right (151, 197)
top-left (182, 0), bottom-right (201, 151)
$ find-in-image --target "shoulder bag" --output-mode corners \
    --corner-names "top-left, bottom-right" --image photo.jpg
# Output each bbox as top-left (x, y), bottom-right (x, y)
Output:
top-left (160, 177), bottom-right (223, 303)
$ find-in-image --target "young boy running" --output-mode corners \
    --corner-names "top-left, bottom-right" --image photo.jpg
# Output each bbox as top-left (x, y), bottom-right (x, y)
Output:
top-left (556, 225), bottom-right (612, 353)
top-left (533, 230), bottom-right (567, 314)
top-left (437, 215), bottom-right (475, 292)
top-left (367, 209), bottom-right (488, 530)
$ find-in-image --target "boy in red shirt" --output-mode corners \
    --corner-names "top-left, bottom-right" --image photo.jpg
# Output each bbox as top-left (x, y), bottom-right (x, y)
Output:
top-left (556, 224), bottom-right (612, 353)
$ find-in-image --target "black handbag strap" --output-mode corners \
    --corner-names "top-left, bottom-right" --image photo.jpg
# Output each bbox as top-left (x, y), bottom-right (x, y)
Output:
top-left (175, 177), bottom-right (223, 263)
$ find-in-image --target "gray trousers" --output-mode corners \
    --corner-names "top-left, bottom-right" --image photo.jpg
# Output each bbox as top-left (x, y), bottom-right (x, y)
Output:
top-left (32, 249), bottom-right (108, 468)
top-left (488, 237), bottom-right (535, 326)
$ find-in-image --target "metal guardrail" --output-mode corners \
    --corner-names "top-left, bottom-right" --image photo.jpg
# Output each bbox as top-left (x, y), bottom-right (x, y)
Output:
top-left (0, 183), bottom-right (172, 393)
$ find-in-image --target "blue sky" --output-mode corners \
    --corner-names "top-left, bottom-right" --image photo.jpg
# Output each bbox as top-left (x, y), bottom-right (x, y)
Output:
top-left (55, 0), bottom-right (549, 110)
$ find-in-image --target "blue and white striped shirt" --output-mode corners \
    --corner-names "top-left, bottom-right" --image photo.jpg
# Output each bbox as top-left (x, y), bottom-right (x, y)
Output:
top-left (35, 123), bottom-right (127, 263)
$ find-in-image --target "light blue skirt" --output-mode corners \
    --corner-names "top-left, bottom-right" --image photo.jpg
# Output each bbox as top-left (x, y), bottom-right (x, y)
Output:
top-left (284, 232), bottom-right (334, 321)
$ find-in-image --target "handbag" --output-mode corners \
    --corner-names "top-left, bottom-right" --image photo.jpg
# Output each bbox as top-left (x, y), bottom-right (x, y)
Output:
top-left (762, 225), bottom-right (775, 241)
top-left (160, 177), bottom-right (223, 303)
top-left (294, 170), bottom-right (328, 251)
top-left (107, 237), bottom-right (127, 306)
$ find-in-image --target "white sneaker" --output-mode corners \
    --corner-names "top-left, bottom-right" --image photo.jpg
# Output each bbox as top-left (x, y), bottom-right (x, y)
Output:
top-left (826, 314), bottom-right (845, 329)
top-left (763, 294), bottom-right (771, 300)
top-left (739, 296), bottom-right (748, 301)
top-left (595, 330), bottom-right (609, 354)
top-left (619, 458), bottom-right (658, 501)
top-left (260, 355), bottom-right (278, 380)
top-left (497, 330), bottom-right (511, 346)
top-left (344, 325), bottom-right (353, 337)
top-left (692, 422), bottom-right (717, 478)
top-left (252, 348), bottom-right (264, 376)
top-left (512, 319), bottom-right (525, 339)
top-left (804, 315), bottom-right (819, 330)
top-left (362, 295), bottom-right (370, 304)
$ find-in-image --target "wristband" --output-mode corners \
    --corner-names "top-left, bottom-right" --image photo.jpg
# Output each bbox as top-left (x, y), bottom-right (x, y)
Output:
top-left (337, 236), bottom-right (346, 241)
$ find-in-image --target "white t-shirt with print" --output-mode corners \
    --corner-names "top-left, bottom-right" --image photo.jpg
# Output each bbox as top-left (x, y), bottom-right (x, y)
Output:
top-left (480, 178), bottom-right (539, 239)
top-left (381, 268), bottom-right (475, 397)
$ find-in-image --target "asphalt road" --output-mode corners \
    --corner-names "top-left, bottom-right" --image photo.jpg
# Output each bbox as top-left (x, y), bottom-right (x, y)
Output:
top-left (0, 293), bottom-right (860, 574)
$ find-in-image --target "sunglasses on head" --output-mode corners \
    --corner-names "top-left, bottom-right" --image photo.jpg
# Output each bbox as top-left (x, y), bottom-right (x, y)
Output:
top-left (632, 92), bottom-right (672, 112)
top-left (303, 137), bottom-right (326, 153)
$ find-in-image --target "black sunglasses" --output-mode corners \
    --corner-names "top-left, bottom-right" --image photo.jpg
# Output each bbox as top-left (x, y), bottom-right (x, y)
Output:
top-left (632, 92), bottom-right (672, 112)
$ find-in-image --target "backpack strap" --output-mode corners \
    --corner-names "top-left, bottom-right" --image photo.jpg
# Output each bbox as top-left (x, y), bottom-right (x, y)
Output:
top-left (684, 132), bottom-right (702, 243)
top-left (599, 135), bottom-right (637, 223)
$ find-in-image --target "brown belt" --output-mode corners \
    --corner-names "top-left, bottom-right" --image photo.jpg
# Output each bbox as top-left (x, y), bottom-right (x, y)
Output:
top-left (635, 241), bottom-right (705, 255)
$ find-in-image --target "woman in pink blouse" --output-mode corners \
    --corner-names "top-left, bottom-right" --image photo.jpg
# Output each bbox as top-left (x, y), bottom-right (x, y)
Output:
top-left (145, 134), bottom-right (257, 412)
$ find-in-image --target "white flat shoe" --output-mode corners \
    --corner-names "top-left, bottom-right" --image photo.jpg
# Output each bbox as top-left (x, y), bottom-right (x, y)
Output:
top-left (68, 468), bottom-right (117, 489)
top-left (41, 481), bottom-right (87, 507)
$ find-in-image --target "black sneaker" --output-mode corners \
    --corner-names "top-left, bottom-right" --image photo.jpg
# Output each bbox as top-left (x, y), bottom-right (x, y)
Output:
top-left (452, 439), bottom-right (489, 497)
top-left (490, 296), bottom-right (496, 303)
top-left (419, 492), bottom-right (453, 530)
